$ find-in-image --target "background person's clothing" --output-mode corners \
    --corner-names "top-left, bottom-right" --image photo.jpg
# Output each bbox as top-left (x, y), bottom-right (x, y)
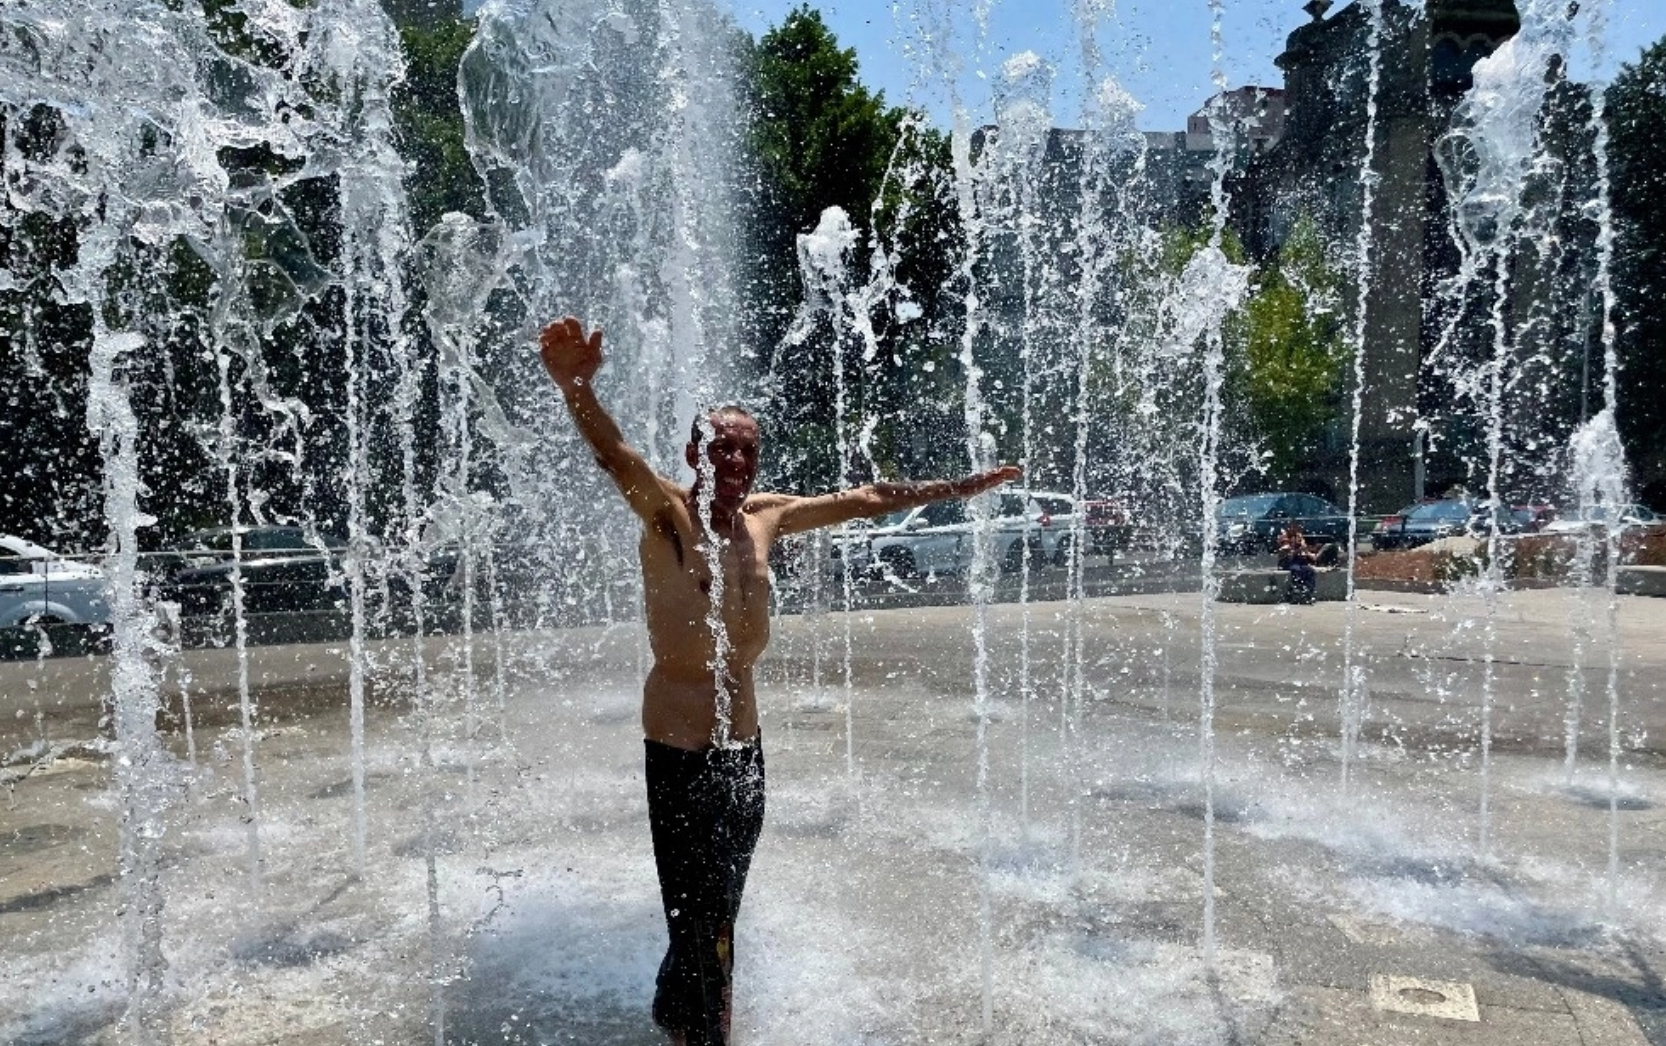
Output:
top-left (1285, 560), bottom-right (1318, 602)
top-left (645, 736), bottom-right (766, 1046)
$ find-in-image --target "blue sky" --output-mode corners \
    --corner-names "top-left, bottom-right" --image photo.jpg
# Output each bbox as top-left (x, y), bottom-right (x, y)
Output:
top-left (719, 0), bottom-right (1666, 131)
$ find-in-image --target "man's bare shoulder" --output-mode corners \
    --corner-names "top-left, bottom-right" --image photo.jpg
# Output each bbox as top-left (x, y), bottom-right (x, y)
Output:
top-left (741, 491), bottom-right (796, 514)
top-left (634, 477), bottom-right (688, 521)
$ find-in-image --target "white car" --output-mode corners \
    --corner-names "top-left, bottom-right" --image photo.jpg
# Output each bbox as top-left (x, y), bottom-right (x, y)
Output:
top-left (1016, 491), bottom-right (1085, 565)
top-left (824, 513), bottom-right (918, 578)
top-left (1540, 504), bottom-right (1660, 535)
top-left (0, 535), bottom-right (111, 633)
top-left (867, 490), bottom-right (1082, 579)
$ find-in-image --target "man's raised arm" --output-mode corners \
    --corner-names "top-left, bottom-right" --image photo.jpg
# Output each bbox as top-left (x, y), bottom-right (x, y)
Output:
top-left (540, 316), bottom-right (673, 521)
top-left (770, 466), bottom-right (1022, 537)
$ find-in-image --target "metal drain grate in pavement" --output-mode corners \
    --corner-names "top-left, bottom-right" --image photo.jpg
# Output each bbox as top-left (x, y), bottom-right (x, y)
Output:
top-left (1370, 974), bottom-right (1481, 1022)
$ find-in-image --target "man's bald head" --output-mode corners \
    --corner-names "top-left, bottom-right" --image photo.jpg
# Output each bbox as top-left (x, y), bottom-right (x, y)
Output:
top-left (690, 405), bottom-right (757, 448)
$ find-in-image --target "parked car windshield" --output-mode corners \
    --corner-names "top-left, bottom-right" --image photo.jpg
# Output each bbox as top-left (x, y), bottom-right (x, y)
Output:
top-left (919, 501), bottom-right (966, 527)
top-left (1407, 500), bottom-right (1472, 522)
top-left (1216, 495), bottom-right (1281, 518)
top-left (873, 509), bottom-right (915, 528)
top-left (184, 527), bottom-right (344, 552)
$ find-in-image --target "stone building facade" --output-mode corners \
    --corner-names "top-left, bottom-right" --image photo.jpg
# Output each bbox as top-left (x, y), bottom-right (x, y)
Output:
top-left (1228, 0), bottom-right (1595, 514)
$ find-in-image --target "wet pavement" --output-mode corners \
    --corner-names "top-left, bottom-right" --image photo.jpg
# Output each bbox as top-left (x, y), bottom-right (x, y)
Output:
top-left (1, 585), bottom-right (1663, 1045)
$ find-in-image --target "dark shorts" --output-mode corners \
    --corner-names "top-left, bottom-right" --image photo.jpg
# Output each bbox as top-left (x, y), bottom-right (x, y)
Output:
top-left (644, 736), bottom-right (766, 1046)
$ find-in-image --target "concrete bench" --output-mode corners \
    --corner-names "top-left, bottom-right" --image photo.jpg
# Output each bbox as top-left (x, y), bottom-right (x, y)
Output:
top-left (1617, 566), bottom-right (1666, 598)
top-left (1216, 567), bottom-right (1345, 604)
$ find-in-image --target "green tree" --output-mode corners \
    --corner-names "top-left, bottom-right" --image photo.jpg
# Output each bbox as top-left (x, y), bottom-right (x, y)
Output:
top-left (394, 17), bottom-right (486, 235)
top-left (1228, 214), bottom-right (1349, 481)
top-left (736, 7), bottom-right (963, 489)
top-left (741, 6), bottom-right (900, 306)
top-left (1606, 38), bottom-right (1666, 506)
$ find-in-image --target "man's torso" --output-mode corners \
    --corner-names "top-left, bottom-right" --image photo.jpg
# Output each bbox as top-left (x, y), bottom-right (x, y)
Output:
top-left (638, 489), bottom-right (777, 749)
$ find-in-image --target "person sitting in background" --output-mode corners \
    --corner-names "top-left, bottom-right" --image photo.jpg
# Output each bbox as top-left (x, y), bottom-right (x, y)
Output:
top-left (1276, 521), bottom-right (1324, 603)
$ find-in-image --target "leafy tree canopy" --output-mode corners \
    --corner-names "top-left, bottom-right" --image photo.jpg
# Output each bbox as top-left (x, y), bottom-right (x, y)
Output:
top-left (396, 17), bottom-right (486, 234)
top-left (1606, 35), bottom-right (1666, 504)
top-left (744, 6), bottom-right (900, 236)
top-left (1229, 214), bottom-right (1349, 482)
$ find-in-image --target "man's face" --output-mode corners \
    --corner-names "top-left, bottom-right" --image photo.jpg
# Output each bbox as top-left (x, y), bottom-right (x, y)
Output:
top-left (688, 413), bottom-right (761, 506)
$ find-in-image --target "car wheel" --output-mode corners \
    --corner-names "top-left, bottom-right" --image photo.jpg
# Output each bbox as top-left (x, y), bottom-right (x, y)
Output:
top-left (1052, 535), bottom-right (1072, 568)
top-left (4, 616), bottom-right (64, 660)
top-left (880, 547), bottom-right (918, 579)
top-left (1003, 540), bottom-right (1027, 573)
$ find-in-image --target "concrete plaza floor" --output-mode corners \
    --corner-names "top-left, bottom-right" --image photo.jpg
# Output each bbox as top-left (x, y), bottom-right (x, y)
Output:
top-left (1, 586), bottom-right (1663, 1044)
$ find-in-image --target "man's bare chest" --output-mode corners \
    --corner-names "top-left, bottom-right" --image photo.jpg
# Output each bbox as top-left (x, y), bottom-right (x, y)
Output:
top-left (640, 515), bottom-right (771, 605)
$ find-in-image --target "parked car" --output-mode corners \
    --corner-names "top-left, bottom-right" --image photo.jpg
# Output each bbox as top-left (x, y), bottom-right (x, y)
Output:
top-left (1369, 501), bottom-right (1428, 551)
top-left (867, 490), bottom-right (1075, 579)
top-left (1082, 497), bottom-right (1132, 557)
top-left (1008, 491), bottom-right (1083, 566)
top-left (1370, 498), bottom-right (1518, 551)
top-left (824, 517), bottom-right (889, 579)
top-left (1540, 503), bottom-right (1660, 535)
top-left (0, 535), bottom-right (110, 631)
top-left (767, 521), bottom-right (874, 584)
top-left (1214, 493), bottom-right (1352, 554)
top-left (154, 525), bottom-right (347, 618)
top-left (152, 525), bottom-right (465, 629)
top-left (1512, 502), bottom-right (1558, 533)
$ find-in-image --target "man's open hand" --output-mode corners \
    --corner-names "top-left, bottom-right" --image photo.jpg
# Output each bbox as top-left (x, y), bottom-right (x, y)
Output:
top-left (955, 465), bottom-right (1022, 497)
top-left (540, 316), bottom-right (603, 393)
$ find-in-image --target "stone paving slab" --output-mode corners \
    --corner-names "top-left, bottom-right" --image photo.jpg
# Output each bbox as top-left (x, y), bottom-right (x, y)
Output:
top-left (1617, 566), bottom-right (1666, 597)
top-left (1266, 983), bottom-right (1616, 1046)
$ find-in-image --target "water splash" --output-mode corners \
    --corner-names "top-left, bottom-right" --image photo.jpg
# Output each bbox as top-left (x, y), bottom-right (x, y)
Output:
top-left (1437, 0), bottom-right (1582, 858)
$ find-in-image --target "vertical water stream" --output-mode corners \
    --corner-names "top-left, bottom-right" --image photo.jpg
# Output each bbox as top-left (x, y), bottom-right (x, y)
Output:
top-left (1338, 0), bottom-right (1386, 799)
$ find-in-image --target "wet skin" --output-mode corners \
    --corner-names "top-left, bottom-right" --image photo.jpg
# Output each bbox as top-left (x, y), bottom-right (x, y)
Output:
top-left (637, 414), bottom-right (773, 749)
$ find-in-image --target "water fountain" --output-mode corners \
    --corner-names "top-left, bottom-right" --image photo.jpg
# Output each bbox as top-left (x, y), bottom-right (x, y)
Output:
top-left (1, 0), bottom-right (1663, 1043)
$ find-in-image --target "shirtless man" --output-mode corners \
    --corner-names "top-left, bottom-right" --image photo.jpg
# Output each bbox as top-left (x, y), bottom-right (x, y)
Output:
top-left (539, 316), bottom-right (1018, 1045)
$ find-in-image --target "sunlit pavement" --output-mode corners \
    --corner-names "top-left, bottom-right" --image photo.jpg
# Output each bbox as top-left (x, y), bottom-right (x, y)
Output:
top-left (2, 586), bottom-right (1663, 1044)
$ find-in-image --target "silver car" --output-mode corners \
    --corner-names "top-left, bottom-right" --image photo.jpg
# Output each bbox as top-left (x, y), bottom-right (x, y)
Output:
top-left (867, 491), bottom-right (1077, 578)
top-left (0, 535), bottom-right (110, 634)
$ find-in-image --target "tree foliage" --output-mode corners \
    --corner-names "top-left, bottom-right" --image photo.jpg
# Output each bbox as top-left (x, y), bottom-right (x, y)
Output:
top-left (1107, 215), bottom-right (1347, 499)
top-left (736, 7), bottom-right (964, 490)
top-left (1228, 214), bottom-right (1349, 482)
top-left (395, 17), bottom-right (485, 234)
top-left (1606, 37), bottom-right (1666, 505)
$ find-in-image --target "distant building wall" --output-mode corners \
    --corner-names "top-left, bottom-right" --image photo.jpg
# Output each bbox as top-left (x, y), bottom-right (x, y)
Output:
top-left (1234, 0), bottom-right (1540, 514)
top-left (1185, 86), bottom-right (1288, 155)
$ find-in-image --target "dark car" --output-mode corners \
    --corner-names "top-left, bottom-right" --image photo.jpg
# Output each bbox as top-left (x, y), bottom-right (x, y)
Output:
top-left (154, 525), bottom-right (462, 623)
top-left (155, 526), bottom-right (347, 617)
top-left (1214, 492), bottom-right (1352, 554)
top-left (1370, 498), bottom-right (1518, 551)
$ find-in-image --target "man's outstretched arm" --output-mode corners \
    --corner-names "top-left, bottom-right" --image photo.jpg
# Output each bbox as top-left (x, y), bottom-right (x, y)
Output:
top-left (769, 466), bottom-right (1022, 537)
top-left (540, 316), bottom-right (674, 521)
